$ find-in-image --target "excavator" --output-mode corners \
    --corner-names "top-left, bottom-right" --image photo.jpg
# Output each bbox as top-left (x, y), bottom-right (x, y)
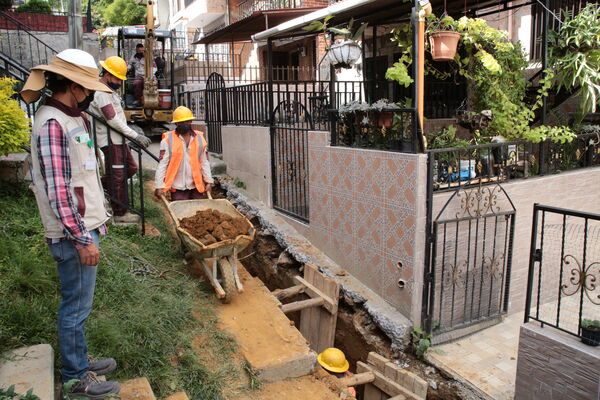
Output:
top-left (117, 0), bottom-right (174, 136)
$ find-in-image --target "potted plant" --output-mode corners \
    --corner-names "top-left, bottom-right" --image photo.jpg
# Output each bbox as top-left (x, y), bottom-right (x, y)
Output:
top-left (304, 17), bottom-right (368, 69)
top-left (428, 16), bottom-right (461, 61)
top-left (581, 319), bottom-right (600, 346)
top-left (371, 99), bottom-right (400, 129)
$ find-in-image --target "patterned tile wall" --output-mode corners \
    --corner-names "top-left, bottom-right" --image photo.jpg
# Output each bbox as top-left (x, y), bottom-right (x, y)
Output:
top-left (308, 131), bottom-right (428, 320)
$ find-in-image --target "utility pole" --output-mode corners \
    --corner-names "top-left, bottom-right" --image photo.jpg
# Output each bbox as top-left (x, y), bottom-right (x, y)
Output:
top-left (68, 0), bottom-right (83, 49)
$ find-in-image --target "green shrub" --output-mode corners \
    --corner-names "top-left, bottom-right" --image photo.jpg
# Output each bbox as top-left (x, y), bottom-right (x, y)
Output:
top-left (15, 0), bottom-right (51, 14)
top-left (0, 78), bottom-right (30, 157)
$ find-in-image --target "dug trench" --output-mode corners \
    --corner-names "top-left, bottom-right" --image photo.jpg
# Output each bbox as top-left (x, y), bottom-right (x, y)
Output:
top-left (207, 182), bottom-right (473, 400)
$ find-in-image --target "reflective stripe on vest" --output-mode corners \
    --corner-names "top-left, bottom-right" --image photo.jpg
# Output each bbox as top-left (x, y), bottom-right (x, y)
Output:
top-left (162, 130), bottom-right (207, 193)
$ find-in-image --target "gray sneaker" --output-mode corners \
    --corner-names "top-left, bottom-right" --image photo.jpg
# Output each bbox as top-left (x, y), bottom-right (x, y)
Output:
top-left (88, 356), bottom-right (117, 376)
top-left (67, 371), bottom-right (120, 399)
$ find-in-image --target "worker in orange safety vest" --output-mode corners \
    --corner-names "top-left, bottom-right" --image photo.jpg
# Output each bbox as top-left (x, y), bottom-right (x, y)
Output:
top-left (318, 348), bottom-right (357, 397)
top-left (154, 106), bottom-right (213, 201)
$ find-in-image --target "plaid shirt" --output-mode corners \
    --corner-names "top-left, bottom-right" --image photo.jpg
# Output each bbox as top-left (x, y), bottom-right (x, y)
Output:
top-left (37, 103), bottom-right (107, 249)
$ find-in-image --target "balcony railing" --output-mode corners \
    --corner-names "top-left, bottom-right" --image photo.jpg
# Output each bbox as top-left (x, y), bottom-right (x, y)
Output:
top-left (231, 0), bottom-right (303, 23)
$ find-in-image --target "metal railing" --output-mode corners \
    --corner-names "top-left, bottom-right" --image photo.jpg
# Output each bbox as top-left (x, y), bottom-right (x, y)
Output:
top-left (428, 132), bottom-right (600, 192)
top-left (525, 204), bottom-right (600, 345)
top-left (330, 108), bottom-right (419, 153)
top-left (0, 11), bottom-right (57, 71)
top-left (88, 112), bottom-right (160, 236)
top-left (232, 0), bottom-right (303, 23)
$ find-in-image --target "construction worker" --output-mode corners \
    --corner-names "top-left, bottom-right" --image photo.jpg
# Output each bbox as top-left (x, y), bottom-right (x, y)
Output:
top-left (154, 106), bottom-right (214, 200)
top-left (318, 348), bottom-right (357, 397)
top-left (128, 43), bottom-right (145, 106)
top-left (20, 49), bottom-right (120, 398)
top-left (89, 55), bottom-right (151, 225)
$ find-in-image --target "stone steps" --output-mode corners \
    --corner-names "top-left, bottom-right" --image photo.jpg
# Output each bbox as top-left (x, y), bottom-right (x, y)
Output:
top-left (0, 345), bottom-right (189, 400)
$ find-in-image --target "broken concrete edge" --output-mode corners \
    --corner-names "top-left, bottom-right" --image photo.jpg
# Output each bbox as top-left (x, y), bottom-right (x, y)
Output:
top-left (426, 353), bottom-right (494, 400)
top-left (217, 177), bottom-right (412, 351)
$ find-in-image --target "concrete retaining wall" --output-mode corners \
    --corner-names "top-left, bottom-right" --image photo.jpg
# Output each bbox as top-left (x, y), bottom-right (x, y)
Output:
top-left (221, 125), bottom-right (271, 206)
top-left (515, 323), bottom-right (600, 400)
top-left (286, 131), bottom-right (428, 323)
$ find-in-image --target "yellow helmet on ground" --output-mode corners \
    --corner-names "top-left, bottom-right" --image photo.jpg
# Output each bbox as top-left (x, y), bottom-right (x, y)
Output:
top-left (99, 56), bottom-right (127, 81)
top-left (172, 106), bottom-right (195, 123)
top-left (317, 348), bottom-right (349, 373)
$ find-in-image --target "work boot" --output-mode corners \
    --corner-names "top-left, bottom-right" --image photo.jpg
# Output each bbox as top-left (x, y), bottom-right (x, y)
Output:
top-left (112, 212), bottom-right (140, 226)
top-left (88, 356), bottom-right (117, 376)
top-left (66, 371), bottom-right (120, 399)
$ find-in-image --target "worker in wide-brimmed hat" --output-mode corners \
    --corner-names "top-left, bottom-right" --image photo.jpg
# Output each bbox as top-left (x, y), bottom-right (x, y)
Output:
top-left (154, 106), bottom-right (214, 201)
top-left (22, 49), bottom-right (120, 399)
top-left (88, 55), bottom-right (151, 225)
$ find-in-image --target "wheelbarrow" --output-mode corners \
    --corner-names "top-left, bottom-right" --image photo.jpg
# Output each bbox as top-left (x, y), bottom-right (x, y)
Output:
top-left (161, 193), bottom-right (255, 303)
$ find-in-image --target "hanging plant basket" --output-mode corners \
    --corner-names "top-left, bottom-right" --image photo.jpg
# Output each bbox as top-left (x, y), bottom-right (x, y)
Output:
top-left (429, 31), bottom-right (461, 61)
top-left (328, 40), bottom-right (362, 69)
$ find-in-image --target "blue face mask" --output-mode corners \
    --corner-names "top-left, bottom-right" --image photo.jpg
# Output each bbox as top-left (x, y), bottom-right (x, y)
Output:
top-left (108, 81), bottom-right (122, 90)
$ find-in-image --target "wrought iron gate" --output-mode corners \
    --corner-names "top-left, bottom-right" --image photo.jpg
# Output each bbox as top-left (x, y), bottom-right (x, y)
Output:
top-left (423, 184), bottom-right (516, 339)
top-left (205, 72), bottom-right (225, 154)
top-left (270, 100), bottom-right (313, 222)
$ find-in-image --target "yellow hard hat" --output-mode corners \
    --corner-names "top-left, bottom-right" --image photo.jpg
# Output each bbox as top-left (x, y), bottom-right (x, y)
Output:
top-left (317, 348), bottom-right (349, 373)
top-left (172, 106), bottom-right (195, 123)
top-left (99, 56), bottom-right (127, 81)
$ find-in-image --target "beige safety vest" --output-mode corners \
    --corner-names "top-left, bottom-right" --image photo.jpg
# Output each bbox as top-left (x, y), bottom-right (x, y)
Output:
top-left (30, 105), bottom-right (110, 239)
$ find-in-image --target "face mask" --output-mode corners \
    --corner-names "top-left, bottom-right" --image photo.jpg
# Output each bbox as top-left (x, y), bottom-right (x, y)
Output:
top-left (176, 124), bottom-right (192, 135)
top-left (76, 91), bottom-right (95, 111)
top-left (108, 81), bottom-right (122, 90)
top-left (135, 52), bottom-right (144, 59)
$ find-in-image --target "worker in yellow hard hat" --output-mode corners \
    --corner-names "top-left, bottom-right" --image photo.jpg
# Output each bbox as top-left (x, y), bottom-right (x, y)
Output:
top-left (318, 348), bottom-right (357, 397)
top-left (89, 56), bottom-right (152, 224)
top-left (154, 106), bottom-right (214, 201)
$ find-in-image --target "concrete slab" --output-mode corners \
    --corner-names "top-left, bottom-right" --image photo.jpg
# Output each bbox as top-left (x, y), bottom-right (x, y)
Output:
top-left (0, 344), bottom-right (54, 400)
top-left (217, 265), bottom-right (317, 383)
top-left (120, 377), bottom-right (156, 400)
top-left (427, 311), bottom-right (523, 400)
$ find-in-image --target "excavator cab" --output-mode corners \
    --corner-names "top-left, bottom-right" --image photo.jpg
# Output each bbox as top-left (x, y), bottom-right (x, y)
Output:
top-left (117, 26), bottom-right (174, 135)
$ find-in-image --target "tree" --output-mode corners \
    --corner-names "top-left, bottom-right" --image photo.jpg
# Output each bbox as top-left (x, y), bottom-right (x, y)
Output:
top-left (15, 0), bottom-right (52, 14)
top-left (104, 0), bottom-right (145, 26)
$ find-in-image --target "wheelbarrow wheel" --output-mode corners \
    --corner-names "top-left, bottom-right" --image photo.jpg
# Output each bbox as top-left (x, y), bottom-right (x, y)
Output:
top-left (217, 257), bottom-right (236, 303)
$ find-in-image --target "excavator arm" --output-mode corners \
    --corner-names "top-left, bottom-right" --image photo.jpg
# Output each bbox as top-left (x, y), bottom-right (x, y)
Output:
top-left (142, 0), bottom-right (159, 110)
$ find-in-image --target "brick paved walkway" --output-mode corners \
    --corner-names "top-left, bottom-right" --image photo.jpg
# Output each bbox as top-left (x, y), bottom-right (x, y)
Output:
top-left (427, 312), bottom-right (523, 400)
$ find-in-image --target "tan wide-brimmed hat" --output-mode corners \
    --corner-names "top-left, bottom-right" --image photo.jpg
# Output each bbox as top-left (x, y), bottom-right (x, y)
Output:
top-left (21, 49), bottom-right (111, 104)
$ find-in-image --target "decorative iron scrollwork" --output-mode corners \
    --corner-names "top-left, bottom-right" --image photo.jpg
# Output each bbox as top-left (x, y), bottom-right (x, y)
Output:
top-left (561, 255), bottom-right (600, 305)
top-left (455, 184), bottom-right (501, 219)
top-left (443, 260), bottom-right (468, 289)
top-left (483, 255), bottom-right (505, 280)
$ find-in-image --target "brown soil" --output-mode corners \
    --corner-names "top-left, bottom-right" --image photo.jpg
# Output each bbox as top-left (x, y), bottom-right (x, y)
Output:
top-left (233, 375), bottom-right (340, 400)
top-left (179, 209), bottom-right (249, 244)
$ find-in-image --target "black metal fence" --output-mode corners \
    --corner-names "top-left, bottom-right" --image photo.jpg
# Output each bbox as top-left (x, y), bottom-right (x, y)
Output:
top-left (525, 204), bottom-right (600, 345)
top-left (330, 108), bottom-right (419, 153)
top-left (428, 132), bottom-right (600, 192)
top-left (271, 100), bottom-right (312, 222)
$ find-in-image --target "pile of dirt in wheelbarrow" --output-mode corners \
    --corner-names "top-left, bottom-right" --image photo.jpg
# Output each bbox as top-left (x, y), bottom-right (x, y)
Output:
top-left (179, 209), bottom-right (250, 245)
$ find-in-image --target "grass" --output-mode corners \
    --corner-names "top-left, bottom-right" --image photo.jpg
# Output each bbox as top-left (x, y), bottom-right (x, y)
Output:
top-left (0, 182), bottom-right (240, 399)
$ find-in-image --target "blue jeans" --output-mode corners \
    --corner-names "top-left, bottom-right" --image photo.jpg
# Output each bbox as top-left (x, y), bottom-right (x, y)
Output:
top-left (48, 229), bottom-right (99, 382)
